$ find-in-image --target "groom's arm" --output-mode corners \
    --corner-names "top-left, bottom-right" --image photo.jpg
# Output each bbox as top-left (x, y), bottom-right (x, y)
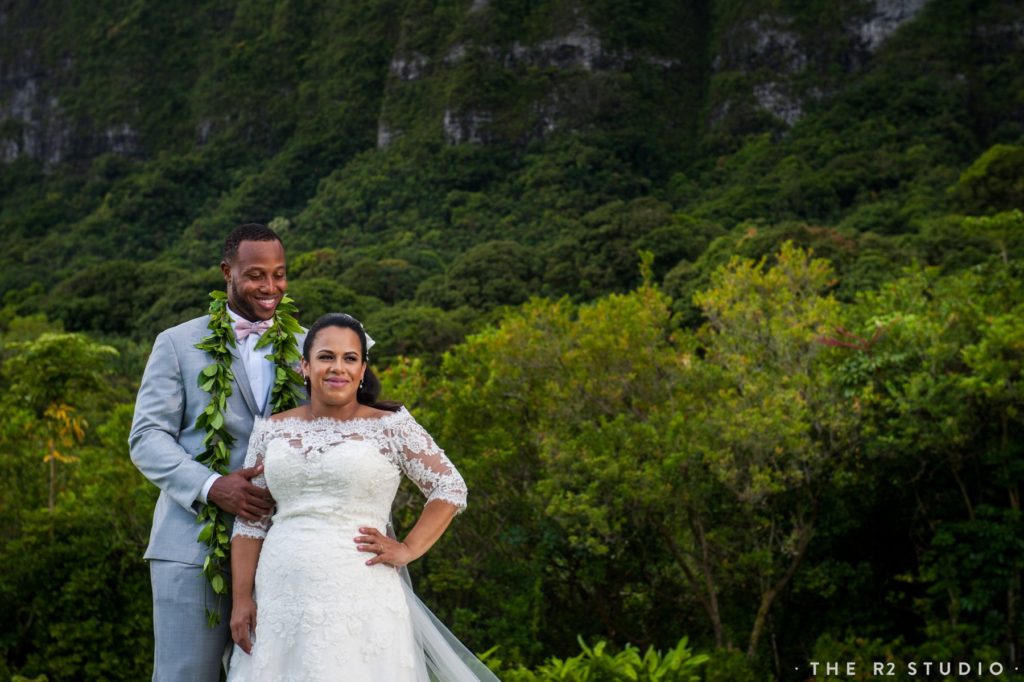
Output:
top-left (129, 330), bottom-right (275, 520)
top-left (129, 331), bottom-right (213, 512)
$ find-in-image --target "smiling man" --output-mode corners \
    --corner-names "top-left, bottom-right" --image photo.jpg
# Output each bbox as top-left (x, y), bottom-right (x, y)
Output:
top-left (129, 223), bottom-right (301, 682)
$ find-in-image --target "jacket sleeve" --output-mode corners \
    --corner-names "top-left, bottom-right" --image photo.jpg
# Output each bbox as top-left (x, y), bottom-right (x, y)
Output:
top-left (128, 330), bottom-right (214, 513)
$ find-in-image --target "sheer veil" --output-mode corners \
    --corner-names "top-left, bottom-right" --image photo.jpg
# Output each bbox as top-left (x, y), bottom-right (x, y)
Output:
top-left (389, 523), bottom-right (501, 681)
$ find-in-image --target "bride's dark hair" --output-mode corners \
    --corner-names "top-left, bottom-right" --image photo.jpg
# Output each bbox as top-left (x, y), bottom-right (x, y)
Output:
top-left (303, 313), bottom-right (401, 412)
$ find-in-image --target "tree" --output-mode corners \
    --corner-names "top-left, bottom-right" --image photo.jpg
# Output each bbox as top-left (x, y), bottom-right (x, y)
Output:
top-left (951, 144), bottom-right (1024, 215)
top-left (419, 240), bottom-right (538, 310)
top-left (0, 404), bottom-right (155, 681)
top-left (685, 242), bottom-right (857, 658)
top-left (341, 258), bottom-right (425, 304)
top-left (46, 261), bottom-right (194, 337)
top-left (840, 261), bottom-right (1024, 665)
top-left (0, 333), bottom-right (118, 519)
top-left (962, 209), bottom-right (1024, 265)
top-left (286, 277), bottom-right (374, 328)
top-left (385, 245), bottom-right (864, 667)
top-left (363, 304), bottom-right (467, 366)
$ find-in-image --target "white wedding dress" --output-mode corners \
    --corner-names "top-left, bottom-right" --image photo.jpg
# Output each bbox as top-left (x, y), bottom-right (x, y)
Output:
top-left (225, 408), bottom-right (498, 682)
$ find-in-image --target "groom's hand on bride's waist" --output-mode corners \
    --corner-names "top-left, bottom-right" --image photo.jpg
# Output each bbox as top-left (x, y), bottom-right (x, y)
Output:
top-left (208, 465), bottom-right (275, 521)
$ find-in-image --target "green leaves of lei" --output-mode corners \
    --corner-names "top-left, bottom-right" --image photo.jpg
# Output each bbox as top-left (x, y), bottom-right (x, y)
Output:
top-left (193, 290), bottom-right (304, 626)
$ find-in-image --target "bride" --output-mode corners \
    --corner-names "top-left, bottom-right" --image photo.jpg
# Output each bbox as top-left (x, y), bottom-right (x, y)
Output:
top-left (226, 312), bottom-right (498, 681)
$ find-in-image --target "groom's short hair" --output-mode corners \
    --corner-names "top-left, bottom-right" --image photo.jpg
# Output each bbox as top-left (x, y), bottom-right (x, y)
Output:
top-left (222, 223), bottom-right (283, 264)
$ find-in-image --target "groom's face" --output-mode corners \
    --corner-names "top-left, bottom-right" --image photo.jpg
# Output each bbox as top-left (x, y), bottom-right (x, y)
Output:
top-left (222, 239), bottom-right (288, 321)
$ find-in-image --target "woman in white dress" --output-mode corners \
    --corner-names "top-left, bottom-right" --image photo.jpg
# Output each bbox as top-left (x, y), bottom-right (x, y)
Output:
top-left (226, 313), bottom-right (498, 681)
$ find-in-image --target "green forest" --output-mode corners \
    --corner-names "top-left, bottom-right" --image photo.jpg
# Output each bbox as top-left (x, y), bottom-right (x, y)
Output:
top-left (1, 0), bottom-right (1022, 679)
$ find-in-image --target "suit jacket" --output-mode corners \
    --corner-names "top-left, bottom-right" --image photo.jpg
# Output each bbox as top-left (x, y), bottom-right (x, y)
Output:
top-left (129, 315), bottom-right (304, 565)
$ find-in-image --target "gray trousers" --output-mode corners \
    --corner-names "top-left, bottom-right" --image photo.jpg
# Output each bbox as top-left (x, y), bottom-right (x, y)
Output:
top-left (150, 560), bottom-right (231, 682)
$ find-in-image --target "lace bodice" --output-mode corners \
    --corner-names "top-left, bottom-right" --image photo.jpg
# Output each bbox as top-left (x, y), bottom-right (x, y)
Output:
top-left (233, 408), bottom-right (467, 541)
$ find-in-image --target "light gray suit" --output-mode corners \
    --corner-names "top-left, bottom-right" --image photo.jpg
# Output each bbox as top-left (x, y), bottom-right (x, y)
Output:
top-left (129, 315), bottom-right (302, 681)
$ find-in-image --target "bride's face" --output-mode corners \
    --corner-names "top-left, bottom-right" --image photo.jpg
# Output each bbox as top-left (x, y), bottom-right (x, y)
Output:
top-left (302, 326), bottom-right (366, 406)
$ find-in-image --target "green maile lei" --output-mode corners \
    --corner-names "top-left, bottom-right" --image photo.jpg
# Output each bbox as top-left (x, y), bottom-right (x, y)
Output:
top-left (193, 290), bottom-right (305, 626)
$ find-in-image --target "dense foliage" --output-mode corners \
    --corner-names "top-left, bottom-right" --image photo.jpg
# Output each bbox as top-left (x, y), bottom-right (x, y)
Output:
top-left (2, 0), bottom-right (1023, 679)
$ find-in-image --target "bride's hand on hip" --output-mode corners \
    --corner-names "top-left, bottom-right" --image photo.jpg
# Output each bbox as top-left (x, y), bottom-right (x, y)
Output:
top-left (230, 596), bottom-right (258, 654)
top-left (355, 527), bottom-right (415, 567)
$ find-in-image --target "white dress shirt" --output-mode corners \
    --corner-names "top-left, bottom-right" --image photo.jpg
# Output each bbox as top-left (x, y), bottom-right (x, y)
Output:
top-left (197, 307), bottom-right (275, 504)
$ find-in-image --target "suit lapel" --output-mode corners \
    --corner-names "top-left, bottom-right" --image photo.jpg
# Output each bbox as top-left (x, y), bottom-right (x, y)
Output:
top-left (228, 342), bottom-right (260, 416)
top-left (262, 383), bottom-right (275, 418)
top-left (260, 360), bottom-right (275, 417)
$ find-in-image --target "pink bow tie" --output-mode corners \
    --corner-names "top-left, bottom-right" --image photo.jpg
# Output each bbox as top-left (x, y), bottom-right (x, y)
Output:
top-left (235, 319), bottom-right (273, 341)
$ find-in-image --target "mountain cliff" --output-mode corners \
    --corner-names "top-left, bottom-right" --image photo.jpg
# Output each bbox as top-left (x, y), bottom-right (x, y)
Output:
top-left (1, 0), bottom-right (1021, 347)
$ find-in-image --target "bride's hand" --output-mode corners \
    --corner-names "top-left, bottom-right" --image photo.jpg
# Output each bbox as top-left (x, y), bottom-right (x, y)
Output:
top-left (355, 527), bottom-right (416, 567)
top-left (230, 596), bottom-right (258, 654)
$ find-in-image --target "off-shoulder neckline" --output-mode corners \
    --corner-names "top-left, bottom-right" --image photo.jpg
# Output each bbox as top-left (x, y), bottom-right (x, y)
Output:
top-left (257, 406), bottom-right (409, 431)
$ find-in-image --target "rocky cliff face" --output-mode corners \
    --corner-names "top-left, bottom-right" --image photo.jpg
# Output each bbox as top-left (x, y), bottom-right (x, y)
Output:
top-left (707, 0), bottom-right (932, 134)
top-left (0, 58), bottom-right (69, 167)
top-left (0, 2), bottom-right (174, 168)
top-left (857, 0), bottom-right (929, 51)
top-left (0, 0), bottom-right (700, 169)
top-left (374, 0), bottom-right (703, 162)
top-left (0, 3), bottom-right (72, 168)
top-left (0, 0), bottom-right (1017, 172)
top-left (379, 15), bottom-right (688, 148)
top-left (0, 55), bottom-right (147, 168)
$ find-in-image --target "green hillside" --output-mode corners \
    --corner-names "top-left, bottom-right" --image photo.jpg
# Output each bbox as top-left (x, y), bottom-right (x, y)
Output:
top-left (2, 0), bottom-right (1019, 348)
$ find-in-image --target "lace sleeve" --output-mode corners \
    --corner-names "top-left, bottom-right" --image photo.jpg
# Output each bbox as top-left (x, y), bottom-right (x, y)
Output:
top-left (385, 410), bottom-right (467, 512)
top-left (231, 420), bottom-right (273, 540)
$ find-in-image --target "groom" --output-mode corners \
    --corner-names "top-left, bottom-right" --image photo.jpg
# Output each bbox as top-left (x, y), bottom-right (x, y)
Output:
top-left (130, 223), bottom-right (298, 681)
